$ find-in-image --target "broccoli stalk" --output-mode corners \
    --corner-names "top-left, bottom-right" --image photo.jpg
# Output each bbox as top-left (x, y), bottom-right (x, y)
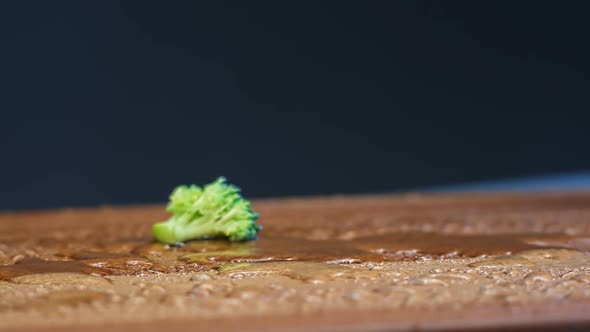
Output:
top-left (153, 177), bottom-right (261, 244)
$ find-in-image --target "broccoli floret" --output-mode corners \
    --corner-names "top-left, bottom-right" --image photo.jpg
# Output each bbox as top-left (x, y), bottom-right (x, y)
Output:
top-left (153, 177), bottom-right (261, 244)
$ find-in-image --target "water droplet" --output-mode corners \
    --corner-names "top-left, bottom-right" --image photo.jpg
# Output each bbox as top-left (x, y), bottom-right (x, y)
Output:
top-left (430, 273), bottom-right (473, 281)
top-left (190, 273), bottom-right (213, 281)
top-left (524, 271), bottom-right (553, 283)
top-left (572, 273), bottom-right (590, 283)
top-left (325, 258), bottom-right (362, 264)
top-left (408, 278), bottom-right (448, 286)
top-left (11, 272), bottom-right (112, 287)
top-left (187, 281), bottom-right (233, 298)
top-left (11, 255), bottom-right (25, 264)
top-left (342, 290), bottom-right (364, 302)
top-left (139, 284), bottom-right (166, 298)
top-left (468, 256), bottom-right (534, 268)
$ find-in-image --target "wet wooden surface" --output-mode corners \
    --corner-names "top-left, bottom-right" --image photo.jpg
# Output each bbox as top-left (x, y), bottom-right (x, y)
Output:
top-left (1, 192), bottom-right (590, 331)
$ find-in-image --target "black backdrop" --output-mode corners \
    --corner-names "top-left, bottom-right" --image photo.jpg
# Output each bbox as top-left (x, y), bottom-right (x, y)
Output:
top-left (1, 1), bottom-right (589, 210)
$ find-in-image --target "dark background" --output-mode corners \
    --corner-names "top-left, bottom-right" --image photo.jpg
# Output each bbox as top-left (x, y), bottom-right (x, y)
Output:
top-left (1, 1), bottom-right (589, 210)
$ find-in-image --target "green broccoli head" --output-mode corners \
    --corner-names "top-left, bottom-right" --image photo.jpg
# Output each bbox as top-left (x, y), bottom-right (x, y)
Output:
top-left (153, 177), bottom-right (261, 244)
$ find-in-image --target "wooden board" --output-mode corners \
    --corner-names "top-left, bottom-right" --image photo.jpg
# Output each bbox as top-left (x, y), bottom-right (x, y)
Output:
top-left (1, 193), bottom-right (590, 331)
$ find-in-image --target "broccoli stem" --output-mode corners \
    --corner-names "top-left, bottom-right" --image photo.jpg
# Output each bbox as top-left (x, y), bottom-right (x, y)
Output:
top-left (153, 223), bottom-right (177, 244)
